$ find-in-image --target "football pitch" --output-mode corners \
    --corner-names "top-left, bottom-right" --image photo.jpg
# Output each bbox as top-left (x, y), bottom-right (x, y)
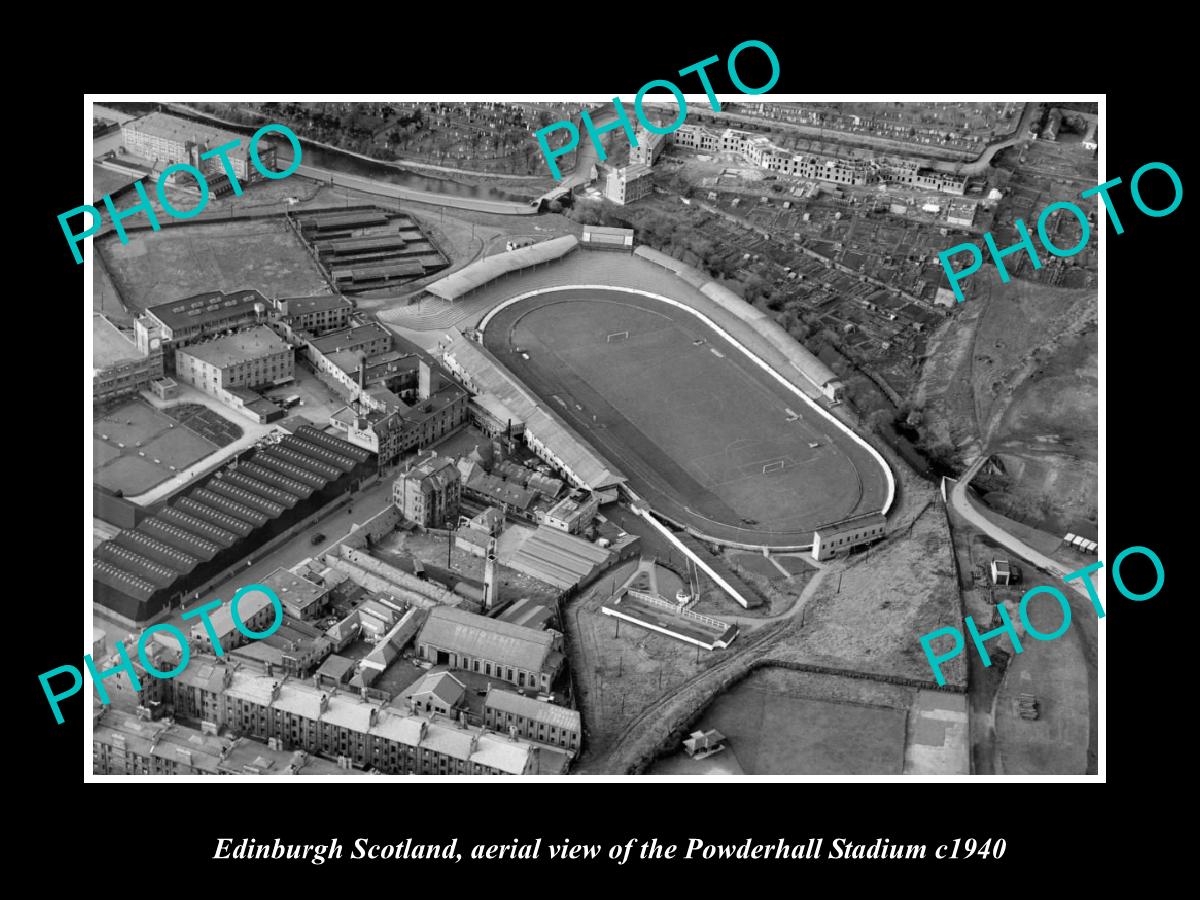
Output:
top-left (483, 289), bottom-right (889, 547)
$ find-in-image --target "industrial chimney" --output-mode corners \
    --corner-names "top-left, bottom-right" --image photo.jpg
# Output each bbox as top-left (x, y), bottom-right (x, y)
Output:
top-left (483, 538), bottom-right (498, 611)
top-left (418, 359), bottom-right (432, 401)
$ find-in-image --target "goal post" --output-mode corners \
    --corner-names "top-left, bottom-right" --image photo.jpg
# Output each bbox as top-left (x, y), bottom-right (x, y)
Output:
top-left (762, 460), bottom-right (785, 474)
top-left (606, 331), bottom-right (629, 342)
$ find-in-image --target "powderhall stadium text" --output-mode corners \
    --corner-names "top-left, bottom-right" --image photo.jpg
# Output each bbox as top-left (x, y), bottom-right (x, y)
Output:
top-left (683, 838), bottom-right (931, 860)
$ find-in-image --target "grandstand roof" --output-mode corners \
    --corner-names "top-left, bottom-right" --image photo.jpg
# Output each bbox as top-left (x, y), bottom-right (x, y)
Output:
top-left (634, 245), bottom-right (840, 391)
top-left (425, 235), bottom-right (578, 302)
top-left (442, 329), bottom-right (624, 490)
top-left (418, 607), bottom-right (557, 674)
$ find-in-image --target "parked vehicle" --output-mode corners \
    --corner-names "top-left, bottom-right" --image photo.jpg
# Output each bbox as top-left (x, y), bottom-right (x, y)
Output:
top-left (310, 532), bottom-right (326, 546)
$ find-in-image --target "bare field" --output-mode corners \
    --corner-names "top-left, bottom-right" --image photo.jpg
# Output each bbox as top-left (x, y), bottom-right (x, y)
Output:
top-left (911, 276), bottom-right (1096, 533)
top-left (97, 218), bottom-right (328, 311)
top-left (565, 559), bottom-right (730, 768)
top-left (687, 668), bottom-right (908, 774)
top-left (765, 493), bottom-right (967, 687)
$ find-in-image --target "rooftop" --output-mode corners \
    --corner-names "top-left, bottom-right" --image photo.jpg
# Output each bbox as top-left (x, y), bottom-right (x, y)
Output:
top-left (485, 687), bottom-right (581, 733)
top-left (418, 606), bottom-right (558, 674)
top-left (177, 326), bottom-right (288, 369)
top-left (146, 289), bottom-right (268, 333)
top-left (125, 112), bottom-right (251, 157)
top-left (263, 567), bottom-right (328, 613)
top-left (93, 315), bottom-right (144, 369)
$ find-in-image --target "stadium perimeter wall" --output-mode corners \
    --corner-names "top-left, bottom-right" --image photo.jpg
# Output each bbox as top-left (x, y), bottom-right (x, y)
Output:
top-left (447, 249), bottom-right (893, 551)
top-left (477, 281), bottom-right (895, 524)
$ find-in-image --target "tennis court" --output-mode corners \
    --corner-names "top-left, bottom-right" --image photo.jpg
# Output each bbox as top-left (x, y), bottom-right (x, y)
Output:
top-left (483, 289), bottom-right (889, 547)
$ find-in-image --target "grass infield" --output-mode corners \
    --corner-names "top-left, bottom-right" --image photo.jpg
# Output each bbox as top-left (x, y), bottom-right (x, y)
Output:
top-left (483, 289), bottom-right (888, 548)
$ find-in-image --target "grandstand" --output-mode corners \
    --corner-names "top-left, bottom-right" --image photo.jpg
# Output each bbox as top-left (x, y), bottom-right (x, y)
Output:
top-left (439, 328), bottom-right (624, 492)
top-left (423, 236), bottom-right (579, 303)
top-left (93, 426), bottom-right (373, 625)
top-left (633, 245), bottom-right (844, 401)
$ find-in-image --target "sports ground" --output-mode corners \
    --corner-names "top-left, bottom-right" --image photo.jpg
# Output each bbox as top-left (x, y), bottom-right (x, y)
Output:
top-left (482, 289), bottom-right (889, 548)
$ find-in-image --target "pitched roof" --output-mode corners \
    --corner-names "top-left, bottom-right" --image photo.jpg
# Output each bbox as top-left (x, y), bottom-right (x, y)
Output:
top-left (404, 670), bottom-right (467, 707)
top-left (418, 606), bottom-right (557, 673)
top-left (485, 688), bottom-right (581, 733)
top-left (442, 329), bottom-right (624, 490)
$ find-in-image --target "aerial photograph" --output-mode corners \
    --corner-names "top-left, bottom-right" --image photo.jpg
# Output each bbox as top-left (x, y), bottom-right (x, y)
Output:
top-left (85, 97), bottom-right (1099, 777)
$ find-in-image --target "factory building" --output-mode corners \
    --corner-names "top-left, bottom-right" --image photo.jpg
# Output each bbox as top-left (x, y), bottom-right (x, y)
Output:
top-left (416, 606), bottom-right (565, 693)
top-left (121, 112), bottom-right (275, 183)
top-left (605, 163), bottom-right (654, 205)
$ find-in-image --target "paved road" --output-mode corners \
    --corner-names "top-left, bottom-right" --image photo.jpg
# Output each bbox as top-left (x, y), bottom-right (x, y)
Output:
top-left (949, 458), bottom-right (1096, 599)
top-left (92, 475), bottom-right (397, 641)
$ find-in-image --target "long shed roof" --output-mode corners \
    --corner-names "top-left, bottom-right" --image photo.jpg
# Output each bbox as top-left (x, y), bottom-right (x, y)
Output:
top-left (425, 235), bottom-right (578, 302)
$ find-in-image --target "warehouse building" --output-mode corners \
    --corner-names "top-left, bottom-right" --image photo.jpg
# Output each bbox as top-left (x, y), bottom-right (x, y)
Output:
top-left (272, 295), bottom-right (354, 335)
top-left (416, 606), bottom-right (565, 692)
top-left (121, 112), bottom-right (275, 183)
top-left (93, 426), bottom-right (372, 624)
top-left (135, 289), bottom-right (272, 361)
top-left (175, 326), bottom-right (294, 396)
top-left (504, 525), bottom-right (615, 591)
top-left (604, 163), bottom-right (654, 205)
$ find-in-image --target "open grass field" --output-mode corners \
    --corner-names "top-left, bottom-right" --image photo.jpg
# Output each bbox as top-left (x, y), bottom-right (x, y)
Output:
top-left (93, 400), bottom-right (220, 496)
top-left (483, 290), bottom-right (888, 548)
top-left (97, 218), bottom-right (328, 312)
top-left (693, 669), bottom-right (907, 774)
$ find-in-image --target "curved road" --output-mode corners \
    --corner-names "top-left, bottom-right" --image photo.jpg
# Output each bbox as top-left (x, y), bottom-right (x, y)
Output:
top-left (949, 458), bottom-right (1097, 599)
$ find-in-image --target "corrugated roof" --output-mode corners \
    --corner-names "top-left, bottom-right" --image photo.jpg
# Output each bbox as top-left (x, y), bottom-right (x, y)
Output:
top-left (505, 526), bottom-right (610, 590)
top-left (426, 235), bottom-right (579, 302)
top-left (442, 329), bottom-right (624, 490)
top-left (418, 606), bottom-right (557, 674)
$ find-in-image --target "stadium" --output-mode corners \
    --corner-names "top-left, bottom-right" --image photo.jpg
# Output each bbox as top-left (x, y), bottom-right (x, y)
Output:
top-left (386, 228), bottom-right (893, 552)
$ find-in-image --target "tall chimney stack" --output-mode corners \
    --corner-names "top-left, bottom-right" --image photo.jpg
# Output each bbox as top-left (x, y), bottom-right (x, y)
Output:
top-left (418, 359), bottom-right (432, 401)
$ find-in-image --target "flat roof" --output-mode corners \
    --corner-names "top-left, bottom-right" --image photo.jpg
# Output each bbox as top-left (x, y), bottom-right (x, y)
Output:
top-left (263, 567), bottom-right (327, 612)
top-left (280, 295), bottom-right (353, 315)
top-left (178, 326), bottom-right (288, 369)
top-left (125, 112), bottom-right (251, 157)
